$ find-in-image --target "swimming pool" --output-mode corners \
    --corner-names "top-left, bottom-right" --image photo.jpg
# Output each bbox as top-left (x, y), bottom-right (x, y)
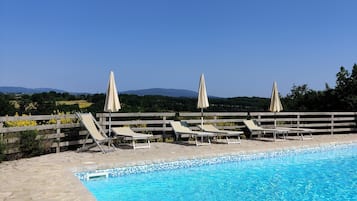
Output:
top-left (77, 143), bottom-right (357, 201)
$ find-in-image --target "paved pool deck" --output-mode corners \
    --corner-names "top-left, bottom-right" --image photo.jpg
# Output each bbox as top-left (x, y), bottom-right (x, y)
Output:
top-left (0, 134), bottom-right (356, 201)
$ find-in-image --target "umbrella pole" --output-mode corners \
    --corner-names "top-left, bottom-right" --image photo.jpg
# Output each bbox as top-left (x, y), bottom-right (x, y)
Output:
top-left (109, 112), bottom-right (112, 137)
top-left (201, 108), bottom-right (204, 142)
top-left (201, 108), bottom-right (204, 128)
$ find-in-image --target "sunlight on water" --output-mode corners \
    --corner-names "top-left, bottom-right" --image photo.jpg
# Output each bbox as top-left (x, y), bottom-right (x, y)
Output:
top-left (81, 144), bottom-right (357, 201)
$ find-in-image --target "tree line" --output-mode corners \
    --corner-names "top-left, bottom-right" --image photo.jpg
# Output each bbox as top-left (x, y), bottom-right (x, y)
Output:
top-left (0, 92), bottom-right (270, 116)
top-left (0, 64), bottom-right (356, 116)
top-left (283, 64), bottom-right (357, 111)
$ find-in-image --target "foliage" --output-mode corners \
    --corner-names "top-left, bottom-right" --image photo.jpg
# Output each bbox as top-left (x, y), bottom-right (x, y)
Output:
top-left (0, 139), bottom-right (5, 162)
top-left (284, 84), bottom-right (319, 111)
top-left (4, 113), bottom-right (37, 127)
top-left (86, 93), bottom-right (106, 113)
top-left (56, 100), bottom-right (93, 109)
top-left (0, 93), bottom-right (16, 116)
top-left (48, 111), bottom-right (76, 124)
top-left (19, 130), bottom-right (46, 157)
top-left (215, 122), bottom-right (236, 127)
top-left (0, 92), bottom-right (91, 116)
top-left (209, 97), bottom-right (269, 112)
top-left (334, 64), bottom-right (357, 110)
top-left (284, 63), bottom-right (357, 111)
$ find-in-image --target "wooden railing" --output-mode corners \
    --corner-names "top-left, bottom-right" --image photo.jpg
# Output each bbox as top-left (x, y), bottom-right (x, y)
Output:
top-left (96, 112), bottom-right (176, 139)
top-left (0, 112), bottom-right (356, 155)
top-left (0, 114), bottom-right (82, 154)
top-left (179, 112), bottom-right (357, 134)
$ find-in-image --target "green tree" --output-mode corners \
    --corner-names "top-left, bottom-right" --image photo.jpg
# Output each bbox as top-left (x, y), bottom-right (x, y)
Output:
top-left (335, 64), bottom-right (357, 110)
top-left (284, 84), bottom-right (312, 111)
top-left (0, 94), bottom-right (16, 115)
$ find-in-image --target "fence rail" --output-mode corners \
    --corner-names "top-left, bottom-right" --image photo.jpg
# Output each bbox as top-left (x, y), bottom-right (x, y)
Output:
top-left (0, 112), bottom-right (356, 155)
top-left (96, 112), bottom-right (176, 138)
top-left (179, 112), bottom-right (357, 134)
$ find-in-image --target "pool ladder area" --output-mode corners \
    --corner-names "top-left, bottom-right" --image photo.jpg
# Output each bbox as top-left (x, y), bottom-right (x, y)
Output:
top-left (85, 172), bottom-right (109, 180)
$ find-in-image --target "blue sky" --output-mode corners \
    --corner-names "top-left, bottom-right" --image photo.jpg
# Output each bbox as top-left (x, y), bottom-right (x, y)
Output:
top-left (0, 0), bottom-right (356, 98)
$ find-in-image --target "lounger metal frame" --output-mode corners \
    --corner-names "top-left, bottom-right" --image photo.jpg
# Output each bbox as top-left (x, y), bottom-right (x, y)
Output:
top-left (76, 112), bottom-right (116, 153)
top-left (112, 127), bottom-right (152, 149)
top-left (198, 124), bottom-right (242, 144)
top-left (170, 121), bottom-right (216, 146)
top-left (243, 120), bottom-right (288, 141)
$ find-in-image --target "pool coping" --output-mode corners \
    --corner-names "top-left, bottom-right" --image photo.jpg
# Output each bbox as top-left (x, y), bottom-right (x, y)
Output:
top-left (75, 141), bottom-right (356, 181)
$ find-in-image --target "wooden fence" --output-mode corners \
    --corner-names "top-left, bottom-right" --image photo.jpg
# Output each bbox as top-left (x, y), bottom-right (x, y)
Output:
top-left (0, 114), bottom-right (82, 154)
top-left (179, 112), bottom-right (357, 134)
top-left (96, 112), bottom-right (176, 139)
top-left (0, 112), bottom-right (356, 155)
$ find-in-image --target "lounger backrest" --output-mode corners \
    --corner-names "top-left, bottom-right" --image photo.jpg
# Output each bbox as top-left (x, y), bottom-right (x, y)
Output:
top-left (200, 124), bottom-right (219, 132)
top-left (243, 120), bottom-right (262, 130)
top-left (170, 121), bottom-right (193, 133)
top-left (79, 113), bottom-right (107, 141)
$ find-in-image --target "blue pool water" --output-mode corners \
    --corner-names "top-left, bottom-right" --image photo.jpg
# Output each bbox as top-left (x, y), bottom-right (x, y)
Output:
top-left (78, 144), bottom-right (357, 201)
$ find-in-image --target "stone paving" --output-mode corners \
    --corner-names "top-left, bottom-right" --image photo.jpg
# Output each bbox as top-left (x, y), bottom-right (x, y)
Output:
top-left (0, 134), bottom-right (356, 201)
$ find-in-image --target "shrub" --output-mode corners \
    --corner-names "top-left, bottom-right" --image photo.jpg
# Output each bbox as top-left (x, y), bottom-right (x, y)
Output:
top-left (4, 113), bottom-right (37, 127)
top-left (48, 111), bottom-right (75, 124)
top-left (19, 130), bottom-right (42, 157)
top-left (0, 140), bottom-right (5, 162)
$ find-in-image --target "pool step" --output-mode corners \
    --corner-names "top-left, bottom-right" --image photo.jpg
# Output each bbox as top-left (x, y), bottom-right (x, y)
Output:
top-left (86, 172), bottom-right (109, 180)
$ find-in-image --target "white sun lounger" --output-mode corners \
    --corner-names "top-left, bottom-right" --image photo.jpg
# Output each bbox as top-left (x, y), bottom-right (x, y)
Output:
top-left (275, 127), bottom-right (314, 140)
top-left (76, 112), bottom-right (116, 153)
top-left (198, 124), bottom-right (242, 144)
top-left (243, 120), bottom-right (288, 141)
top-left (170, 121), bottom-right (216, 146)
top-left (112, 127), bottom-right (153, 149)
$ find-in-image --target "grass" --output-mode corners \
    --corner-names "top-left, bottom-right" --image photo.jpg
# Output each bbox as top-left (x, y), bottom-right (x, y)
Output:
top-left (56, 100), bottom-right (93, 109)
top-left (9, 99), bottom-right (93, 110)
top-left (9, 100), bottom-right (20, 109)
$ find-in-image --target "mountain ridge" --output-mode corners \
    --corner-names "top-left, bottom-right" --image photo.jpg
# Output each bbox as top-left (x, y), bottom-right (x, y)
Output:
top-left (0, 86), bottom-right (203, 97)
top-left (122, 88), bottom-right (199, 97)
top-left (0, 86), bottom-right (66, 94)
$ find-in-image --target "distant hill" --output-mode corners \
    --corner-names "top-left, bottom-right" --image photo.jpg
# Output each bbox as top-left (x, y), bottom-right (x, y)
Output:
top-left (0, 86), bottom-right (66, 94)
top-left (0, 86), bottom-right (210, 98)
top-left (122, 88), bottom-right (199, 98)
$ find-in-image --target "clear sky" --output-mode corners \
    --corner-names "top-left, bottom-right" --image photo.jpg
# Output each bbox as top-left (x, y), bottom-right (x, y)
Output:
top-left (0, 0), bottom-right (356, 98)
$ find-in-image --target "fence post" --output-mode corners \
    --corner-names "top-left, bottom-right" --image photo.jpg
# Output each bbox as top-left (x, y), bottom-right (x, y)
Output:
top-left (98, 113), bottom-right (106, 132)
top-left (214, 115), bottom-right (217, 126)
top-left (162, 116), bottom-right (166, 141)
top-left (331, 113), bottom-right (334, 135)
top-left (297, 114), bottom-right (300, 128)
top-left (56, 119), bottom-right (61, 153)
top-left (0, 122), bottom-right (3, 142)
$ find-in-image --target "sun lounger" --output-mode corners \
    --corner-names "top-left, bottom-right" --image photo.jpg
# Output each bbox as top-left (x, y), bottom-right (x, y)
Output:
top-left (76, 112), bottom-right (116, 153)
top-left (243, 120), bottom-right (288, 141)
top-left (198, 124), bottom-right (242, 144)
top-left (112, 127), bottom-right (153, 149)
top-left (275, 127), bottom-right (314, 140)
top-left (170, 121), bottom-right (216, 146)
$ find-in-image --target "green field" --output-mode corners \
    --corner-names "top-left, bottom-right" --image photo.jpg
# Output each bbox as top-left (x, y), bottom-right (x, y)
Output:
top-left (56, 100), bottom-right (93, 109)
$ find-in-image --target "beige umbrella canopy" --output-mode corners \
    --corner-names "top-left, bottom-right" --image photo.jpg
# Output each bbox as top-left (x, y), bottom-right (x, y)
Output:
top-left (269, 81), bottom-right (283, 127)
top-left (197, 73), bottom-right (209, 128)
top-left (104, 71), bottom-right (121, 136)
